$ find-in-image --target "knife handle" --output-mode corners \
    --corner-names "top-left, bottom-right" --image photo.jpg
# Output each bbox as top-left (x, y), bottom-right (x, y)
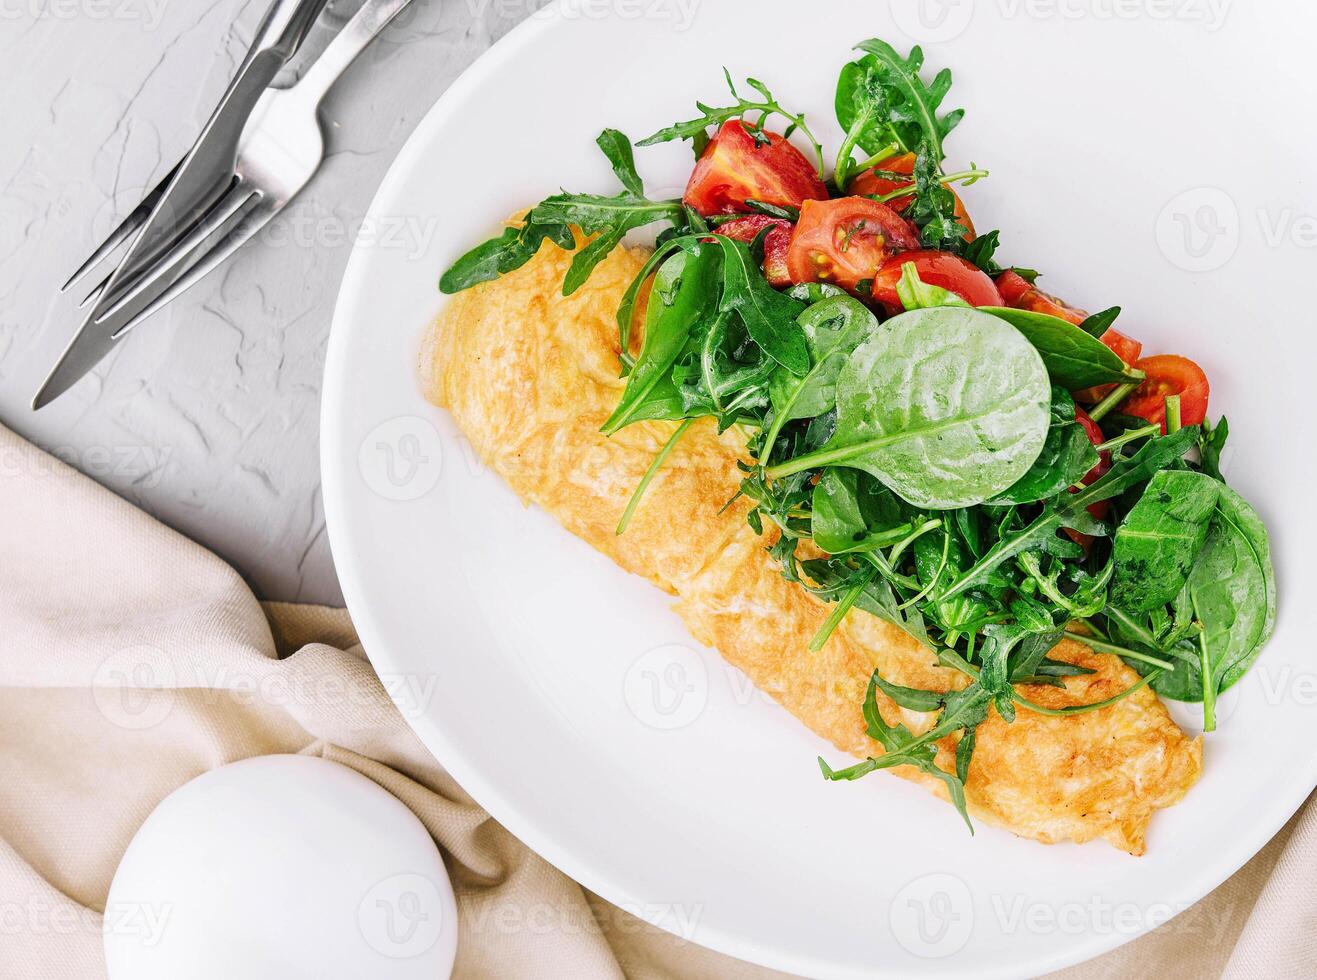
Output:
top-left (290, 0), bottom-right (414, 110)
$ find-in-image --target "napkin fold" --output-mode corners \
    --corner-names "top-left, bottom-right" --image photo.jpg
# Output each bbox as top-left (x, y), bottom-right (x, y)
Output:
top-left (0, 421), bottom-right (1311, 979)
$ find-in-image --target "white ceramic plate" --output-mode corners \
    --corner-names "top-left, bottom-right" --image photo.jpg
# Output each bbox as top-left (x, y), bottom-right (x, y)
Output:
top-left (322, 2), bottom-right (1317, 976)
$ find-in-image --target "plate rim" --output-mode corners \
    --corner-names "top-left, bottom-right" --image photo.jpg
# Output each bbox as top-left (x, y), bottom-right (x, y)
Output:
top-left (321, 4), bottom-right (1317, 976)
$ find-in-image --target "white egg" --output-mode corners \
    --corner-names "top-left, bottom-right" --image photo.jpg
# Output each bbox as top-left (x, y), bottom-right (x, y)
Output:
top-left (104, 755), bottom-right (457, 980)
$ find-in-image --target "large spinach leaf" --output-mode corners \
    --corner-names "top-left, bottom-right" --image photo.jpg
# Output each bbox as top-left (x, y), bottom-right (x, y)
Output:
top-left (769, 308), bottom-right (1051, 509)
top-left (980, 306), bottom-right (1142, 389)
top-left (1110, 470), bottom-right (1219, 613)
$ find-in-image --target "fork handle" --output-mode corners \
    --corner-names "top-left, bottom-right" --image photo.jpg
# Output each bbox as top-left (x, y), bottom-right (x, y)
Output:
top-left (291, 0), bottom-right (414, 108)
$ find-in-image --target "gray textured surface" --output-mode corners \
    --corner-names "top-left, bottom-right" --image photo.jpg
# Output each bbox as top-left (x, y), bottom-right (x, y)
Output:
top-left (0, 0), bottom-right (538, 604)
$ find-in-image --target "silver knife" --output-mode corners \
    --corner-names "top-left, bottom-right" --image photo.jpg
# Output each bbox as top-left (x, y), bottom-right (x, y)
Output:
top-left (33, 0), bottom-right (330, 409)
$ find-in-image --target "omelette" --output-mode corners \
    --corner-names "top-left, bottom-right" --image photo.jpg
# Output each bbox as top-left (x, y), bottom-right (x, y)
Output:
top-left (421, 235), bottom-right (1202, 855)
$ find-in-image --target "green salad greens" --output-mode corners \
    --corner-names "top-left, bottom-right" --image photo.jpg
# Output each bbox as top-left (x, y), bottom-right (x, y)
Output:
top-left (440, 39), bottom-right (1277, 832)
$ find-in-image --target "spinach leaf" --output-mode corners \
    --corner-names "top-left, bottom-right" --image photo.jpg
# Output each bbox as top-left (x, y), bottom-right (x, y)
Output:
top-left (939, 426), bottom-right (1200, 601)
top-left (834, 60), bottom-right (898, 161)
top-left (989, 390), bottom-right (1099, 505)
top-left (715, 236), bottom-right (809, 375)
top-left (769, 307), bottom-right (1051, 510)
top-left (1184, 485), bottom-right (1276, 695)
top-left (1078, 306), bottom-right (1121, 339)
top-left (980, 306), bottom-right (1142, 389)
top-left (595, 128), bottom-right (644, 196)
top-left (602, 246), bottom-right (721, 433)
top-left (1110, 470), bottom-right (1219, 613)
top-left (764, 296), bottom-right (877, 458)
top-left (811, 469), bottom-right (913, 554)
top-left (850, 40), bottom-right (963, 161)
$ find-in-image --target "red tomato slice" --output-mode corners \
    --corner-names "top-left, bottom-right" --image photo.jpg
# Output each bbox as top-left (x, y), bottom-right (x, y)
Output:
top-left (847, 152), bottom-right (976, 240)
top-left (993, 272), bottom-right (1088, 325)
top-left (1121, 355), bottom-right (1210, 432)
top-left (870, 250), bottom-right (1002, 312)
top-left (1064, 407), bottom-right (1113, 546)
top-left (785, 197), bottom-right (920, 293)
top-left (1074, 329), bottom-right (1145, 404)
top-left (683, 120), bottom-right (828, 216)
top-left (717, 215), bottom-right (793, 287)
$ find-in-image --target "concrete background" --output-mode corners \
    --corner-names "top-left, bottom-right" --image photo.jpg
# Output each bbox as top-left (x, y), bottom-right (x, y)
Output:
top-left (0, 0), bottom-right (543, 604)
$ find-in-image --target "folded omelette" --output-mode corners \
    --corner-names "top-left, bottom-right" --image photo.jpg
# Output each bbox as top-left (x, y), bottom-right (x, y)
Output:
top-left (421, 235), bottom-right (1202, 854)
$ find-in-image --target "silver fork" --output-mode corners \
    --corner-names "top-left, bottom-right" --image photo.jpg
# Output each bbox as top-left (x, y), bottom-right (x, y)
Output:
top-left (32, 0), bottom-right (414, 409)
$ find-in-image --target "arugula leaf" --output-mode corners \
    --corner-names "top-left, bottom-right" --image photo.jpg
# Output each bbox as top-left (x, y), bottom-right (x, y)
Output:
top-left (1110, 469), bottom-right (1219, 613)
top-left (714, 236), bottom-right (809, 375)
top-left (439, 220), bottom-right (575, 294)
top-left (768, 307), bottom-right (1051, 510)
top-left (819, 672), bottom-right (977, 832)
top-left (939, 427), bottom-right (1200, 602)
top-left (851, 39), bottom-right (964, 161)
top-left (905, 142), bottom-right (971, 249)
top-left (595, 128), bottom-right (644, 196)
top-left (980, 306), bottom-right (1143, 389)
top-left (638, 70), bottom-right (824, 177)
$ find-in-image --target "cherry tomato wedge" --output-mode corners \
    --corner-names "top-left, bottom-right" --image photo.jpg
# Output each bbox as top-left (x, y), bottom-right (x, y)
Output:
top-left (1064, 407), bottom-right (1113, 546)
top-left (993, 271), bottom-right (1086, 325)
top-left (847, 152), bottom-right (976, 240)
top-left (785, 197), bottom-right (920, 293)
top-left (716, 215), bottom-right (793, 287)
top-left (1121, 355), bottom-right (1210, 432)
top-left (683, 119), bottom-right (828, 216)
top-left (870, 250), bottom-right (1002, 312)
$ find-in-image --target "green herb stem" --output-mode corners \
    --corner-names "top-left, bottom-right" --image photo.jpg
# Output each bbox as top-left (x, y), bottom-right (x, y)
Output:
top-left (866, 168), bottom-right (989, 206)
top-left (616, 419), bottom-right (695, 536)
top-left (850, 143), bottom-right (904, 174)
top-left (1013, 670), bottom-right (1161, 717)
top-left (1087, 381), bottom-right (1139, 423)
top-left (1165, 394), bottom-right (1182, 435)
top-left (809, 569), bottom-right (875, 651)
top-left (1061, 628), bottom-right (1176, 670)
top-left (1094, 423), bottom-right (1160, 454)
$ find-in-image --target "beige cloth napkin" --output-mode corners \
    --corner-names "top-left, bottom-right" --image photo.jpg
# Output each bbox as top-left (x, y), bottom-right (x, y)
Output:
top-left (0, 421), bottom-right (1311, 980)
